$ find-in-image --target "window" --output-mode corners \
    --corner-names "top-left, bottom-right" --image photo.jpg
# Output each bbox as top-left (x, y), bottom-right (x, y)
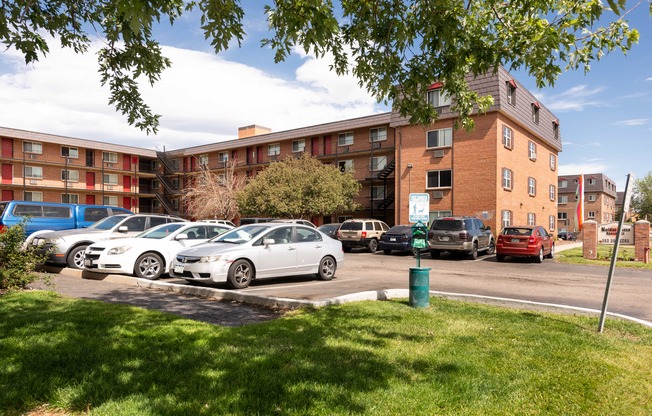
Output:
top-left (588, 194), bottom-right (596, 202)
top-left (549, 185), bottom-right (556, 201)
top-left (103, 173), bottom-right (118, 185)
top-left (426, 128), bottom-right (452, 148)
top-left (559, 180), bottom-right (568, 188)
top-left (558, 195), bottom-right (568, 204)
top-left (198, 154), bottom-right (208, 167)
top-left (370, 156), bottom-right (387, 171)
top-left (61, 170), bottom-right (79, 182)
top-left (501, 210), bottom-right (512, 228)
top-left (268, 143), bottom-right (280, 156)
top-left (502, 126), bottom-right (513, 149)
top-left (502, 168), bottom-right (513, 190)
top-left (558, 212), bottom-right (567, 220)
top-left (103, 196), bottom-right (118, 206)
top-left (527, 213), bottom-right (536, 226)
top-left (338, 132), bottom-right (354, 146)
top-left (553, 121), bottom-right (560, 140)
top-left (292, 139), bottom-right (305, 153)
top-left (24, 166), bottom-right (43, 179)
top-left (338, 160), bottom-right (354, 172)
top-left (531, 103), bottom-right (540, 124)
top-left (549, 154), bottom-right (556, 170)
top-left (370, 127), bottom-right (387, 142)
top-left (427, 88), bottom-right (451, 107)
top-left (371, 185), bottom-right (385, 200)
top-left (218, 152), bottom-right (228, 163)
top-left (528, 141), bottom-right (537, 160)
top-left (588, 178), bottom-right (596, 185)
top-left (429, 211), bottom-right (453, 224)
top-left (23, 141), bottom-right (43, 154)
top-left (588, 211), bottom-right (596, 219)
top-left (62, 194), bottom-right (79, 204)
top-left (86, 149), bottom-right (95, 167)
top-left (528, 177), bottom-right (536, 196)
top-left (102, 152), bottom-right (118, 163)
top-left (549, 215), bottom-right (556, 231)
top-left (426, 169), bottom-right (452, 189)
top-left (24, 191), bottom-right (43, 202)
top-left (61, 146), bottom-right (79, 158)
top-left (506, 80), bottom-right (517, 106)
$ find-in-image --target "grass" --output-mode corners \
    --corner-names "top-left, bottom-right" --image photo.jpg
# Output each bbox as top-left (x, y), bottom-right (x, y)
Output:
top-left (1, 291), bottom-right (651, 416)
top-left (556, 244), bottom-right (652, 270)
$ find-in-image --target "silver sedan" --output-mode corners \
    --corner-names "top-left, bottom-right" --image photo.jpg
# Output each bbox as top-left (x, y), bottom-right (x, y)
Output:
top-left (169, 223), bottom-right (344, 289)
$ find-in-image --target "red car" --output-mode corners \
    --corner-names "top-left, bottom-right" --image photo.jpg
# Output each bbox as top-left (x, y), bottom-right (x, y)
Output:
top-left (496, 225), bottom-right (554, 263)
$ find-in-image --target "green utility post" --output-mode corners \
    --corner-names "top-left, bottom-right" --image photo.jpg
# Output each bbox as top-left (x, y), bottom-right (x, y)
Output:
top-left (409, 221), bottom-right (431, 308)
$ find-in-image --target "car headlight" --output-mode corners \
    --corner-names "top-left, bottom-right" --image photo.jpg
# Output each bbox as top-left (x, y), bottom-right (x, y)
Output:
top-left (108, 246), bottom-right (132, 255)
top-left (44, 238), bottom-right (61, 244)
top-left (199, 255), bottom-right (224, 263)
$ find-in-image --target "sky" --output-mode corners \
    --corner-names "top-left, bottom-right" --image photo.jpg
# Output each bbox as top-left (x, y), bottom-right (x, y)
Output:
top-left (0, 4), bottom-right (650, 191)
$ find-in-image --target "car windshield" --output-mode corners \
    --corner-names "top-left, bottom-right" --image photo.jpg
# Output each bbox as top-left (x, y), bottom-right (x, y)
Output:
top-left (88, 214), bottom-right (130, 230)
top-left (432, 219), bottom-right (463, 231)
top-left (211, 224), bottom-right (270, 244)
top-left (340, 222), bottom-right (363, 231)
top-left (138, 223), bottom-right (186, 239)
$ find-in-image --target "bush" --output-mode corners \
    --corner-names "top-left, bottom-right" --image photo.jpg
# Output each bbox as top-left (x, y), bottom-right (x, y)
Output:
top-left (0, 222), bottom-right (49, 290)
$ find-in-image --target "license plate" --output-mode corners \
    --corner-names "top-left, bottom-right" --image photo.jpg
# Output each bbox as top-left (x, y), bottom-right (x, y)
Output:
top-left (173, 264), bottom-right (185, 274)
top-left (511, 238), bottom-right (520, 243)
top-left (389, 237), bottom-right (396, 242)
top-left (84, 259), bottom-right (93, 267)
top-left (439, 236), bottom-right (450, 241)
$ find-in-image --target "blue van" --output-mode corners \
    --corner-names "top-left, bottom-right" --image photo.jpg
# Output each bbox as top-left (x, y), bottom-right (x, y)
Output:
top-left (0, 201), bottom-right (133, 235)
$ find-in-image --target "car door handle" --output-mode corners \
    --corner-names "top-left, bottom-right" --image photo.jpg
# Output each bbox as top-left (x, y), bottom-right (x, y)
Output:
top-left (287, 246), bottom-right (296, 251)
top-left (315, 244), bottom-right (323, 248)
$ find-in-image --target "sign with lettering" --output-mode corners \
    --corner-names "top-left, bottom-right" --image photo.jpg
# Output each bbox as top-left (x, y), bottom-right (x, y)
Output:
top-left (598, 222), bottom-right (634, 245)
top-left (409, 193), bottom-right (430, 223)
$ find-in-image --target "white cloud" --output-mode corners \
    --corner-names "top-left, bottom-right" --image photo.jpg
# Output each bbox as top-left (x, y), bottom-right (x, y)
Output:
top-left (646, 77), bottom-right (652, 81)
top-left (559, 162), bottom-right (608, 176)
top-left (543, 85), bottom-right (606, 112)
top-left (612, 118), bottom-right (648, 126)
top-left (0, 38), bottom-right (383, 150)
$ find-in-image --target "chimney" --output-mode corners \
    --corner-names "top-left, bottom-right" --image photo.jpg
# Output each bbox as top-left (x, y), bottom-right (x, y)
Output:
top-left (238, 125), bottom-right (272, 139)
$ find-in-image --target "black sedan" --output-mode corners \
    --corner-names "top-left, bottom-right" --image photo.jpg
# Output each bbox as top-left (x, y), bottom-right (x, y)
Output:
top-left (379, 225), bottom-right (414, 255)
top-left (317, 223), bottom-right (342, 240)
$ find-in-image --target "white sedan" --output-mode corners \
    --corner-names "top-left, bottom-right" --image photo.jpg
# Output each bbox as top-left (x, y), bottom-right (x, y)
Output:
top-left (83, 222), bottom-right (232, 280)
top-left (169, 223), bottom-right (344, 289)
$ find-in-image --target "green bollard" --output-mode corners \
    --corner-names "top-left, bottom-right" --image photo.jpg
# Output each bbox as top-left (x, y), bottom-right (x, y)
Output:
top-left (409, 267), bottom-right (431, 308)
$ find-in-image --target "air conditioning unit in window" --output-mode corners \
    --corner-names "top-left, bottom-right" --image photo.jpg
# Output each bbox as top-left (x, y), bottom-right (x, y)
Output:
top-left (29, 179), bottom-right (38, 185)
top-left (28, 153), bottom-right (38, 160)
top-left (371, 142), bottom-right (381, 150)
top-left (432, 190), bottom-right (444, 199)
top-left (105, 163), bottom-right (115, 168)
top-left (341, 146), bottom-right (350, 153)
top-left (106, 185), bottom-right (113, 190)
top-left (432, 149), bottom-right (445, 158)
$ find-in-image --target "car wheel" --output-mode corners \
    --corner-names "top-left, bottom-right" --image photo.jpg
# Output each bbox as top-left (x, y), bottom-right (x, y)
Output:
top-left (383, 249), bottom-right (392, 255)
top-left (496, 254), bottom-right (505, 262)
top-left (343, 246), bottom-right (352, 253)
top-left (227, 259), bottom-right (254, 289)
top-left (486, 240), bottom-right (496, 255)
top-left (67, 245), bottom-right (88, 269)
top-left (534, 247), bottom-right (544, 263)
top-left (368, 239), bottom-right (378, 253)
top-left (430, 249), bottom-right (440, 259)
top-left (317, 256), bottom-right (336, 280)
top-left (468, 243), bottom-right (478, 260)
top-left (135, 252), bottom-right (163, 280)
top-left (546, 244), bottom-right (555, 259)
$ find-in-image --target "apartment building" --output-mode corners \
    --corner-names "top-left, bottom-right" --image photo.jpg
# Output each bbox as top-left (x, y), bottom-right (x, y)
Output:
top-left (557, 173), bottom-right (618, 232)
top-left (0, 66), bottom-right (562, 230)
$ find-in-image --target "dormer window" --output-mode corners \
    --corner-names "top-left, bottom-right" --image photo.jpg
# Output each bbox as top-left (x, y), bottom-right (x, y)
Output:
top-left (531, 102), bottom-right (540, 124)
top-left (552, 119), bottom-right (560, 140)
top-left (427, 83), bottom-right (451, 107)
top-left (506, 80), bottom-right (517, 106)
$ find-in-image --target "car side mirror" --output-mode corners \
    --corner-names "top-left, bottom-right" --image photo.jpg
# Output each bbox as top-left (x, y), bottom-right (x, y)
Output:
top-left (485, 226), bottom-right (491, 231)
top-left (263, 238), bottom-right (275, 246)
top-left (118, 225), bottom-right (128, 233)
top-left (176, 234), bottom-right (188, 240)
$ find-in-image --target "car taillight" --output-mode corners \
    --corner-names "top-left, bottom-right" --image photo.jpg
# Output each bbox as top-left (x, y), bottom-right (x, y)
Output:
top-left (459, 231), bottom-right (470, 241)
top-left (497, 235), bottom-right (505, 243)
top-left (401, 235), bottom-right (409, 241)
top-left (528, 236), bottom-right (536, 244)
top-left (361, 231), bottom-right (367, 238)
top-left (336, 230), bottom-right (342, 238)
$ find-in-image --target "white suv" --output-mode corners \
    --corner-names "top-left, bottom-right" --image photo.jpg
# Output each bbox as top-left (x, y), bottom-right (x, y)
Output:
top-left (336, 219), bottom-right (390, 253)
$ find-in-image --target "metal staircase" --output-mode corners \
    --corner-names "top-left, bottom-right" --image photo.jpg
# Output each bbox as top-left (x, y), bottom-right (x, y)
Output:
top-left (377, 191), bottom-right (395, 210)
top-left (377, 158), bottom-right (395, 180)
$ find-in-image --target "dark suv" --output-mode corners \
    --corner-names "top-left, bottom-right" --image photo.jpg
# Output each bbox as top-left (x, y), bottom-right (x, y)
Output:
top-left (428, 217), bottom-right (495, 260)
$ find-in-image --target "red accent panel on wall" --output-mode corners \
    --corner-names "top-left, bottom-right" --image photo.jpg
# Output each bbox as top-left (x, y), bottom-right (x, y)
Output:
top-left (123, 175), bottom-right (131, 192)
top-left (324, 135), bottom-right (332, 155)
top-left (86, 194), bottom-right (95, 205)
top-left (2, 189), bottom-right (13, 200)
top-left (1, 164), bottom-right (12, 183)
top-left (1, 138), bottom-right (13, 158)
top-left (123, 154), bottom-right (131, 170)
top-left (86, 172), bottom-right (95, 189)
top-left (123, 197), bottom-right (132, 210)
top-left (311, 137), bottom-right (319, 156)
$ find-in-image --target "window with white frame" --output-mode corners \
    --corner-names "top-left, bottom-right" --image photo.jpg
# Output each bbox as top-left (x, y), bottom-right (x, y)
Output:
top-left (588, 211), bottom-right (596, 219)
top-left (103, 173), bottom-right (118, 185)
top-left (588, 178), bottom-right (596, 185)
top-left (24, 166), bottom-right (43, 179)
top-left (588, 194), bottom-right (596, 202)
top-left (61, 146), bottom-right (79, 158)
top-left (549, 185), bottom-right (556, 201)
top-left (427, 88), bottom-right (451, 107)
top-left (268, 143), bottom-right (280, 156)
top-left (104, 196), bottom-right (118, 206)
top-left (292, 139), bottom-right (305, 153)
top-left (61, 169), bottom-right (79, 182)
top-left (528, 141), bottom-right (537, 160)
top-left (338, 160), bottom-right (354, 172)
top-left (502, 168), bottom-right (513, 190)
top-left (527, 213), bottom-right (536, 226)
top-left (550, 154), bottom-right (556, 170)
top-left (198, 154), bottom-right (209, 167)
top-left (506, 81), bottom-right (517, 106)
top-left (23, 141), bottom-right (43, 154)
top-left (531, 103), bottom-right (540, 124)
top-left (370, 127), bottom-right (387, 142)
top-left (558, 195), bottom-right (568, 204)
top-left (528, 177), bottom-right (536, 196)
top-left (558, 212), bottom-right (567, 220)
top-left (218, 151), bottom-right (228, 163)
top-left (426, 128), bottom-right (452, 148)
top-left (370, 156), bottom-right (387, 171)
top-left (501, 210), bottom-right (512, 228)
top-left (24, 191), bottom-right (43, 202)
top-left (426, 169), bottom-right (452, 189)
top-left (371, 185), bottom-right (385, 200)
top-left (502, 126), bottom-right (513, 149)
top-left (559, 180), bottom-right (568, 188)
top-left (102, 152), bottom-right (118, 163)
top-left (549, 215), bottom-right (555, 231)
top-left (62, 194), bottom-right (79, 204)
top-left (338, 132), bottom-right (354, 146)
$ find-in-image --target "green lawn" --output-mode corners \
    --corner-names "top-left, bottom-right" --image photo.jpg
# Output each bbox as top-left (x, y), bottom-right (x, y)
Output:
top-left (556, 244), bottom-right (652, 270)
top-left (1, 291), bottom-right (651, 416)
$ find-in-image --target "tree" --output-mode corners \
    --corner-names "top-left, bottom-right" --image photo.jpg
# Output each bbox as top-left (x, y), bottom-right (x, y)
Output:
top-left (1, 1), bottom-right (647, 133)
top-left (237, 153), bottom-right (361, 219)
top-left (183, 159), bottom-right (245, 221)
top-left (0, 222), bottom-right (49, 290)
top-left (631, 172), bottom-right (652, 220)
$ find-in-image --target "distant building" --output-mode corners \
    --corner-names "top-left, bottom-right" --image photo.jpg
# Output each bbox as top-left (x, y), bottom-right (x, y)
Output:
top-left (557, 174), bottom-right (617, 232)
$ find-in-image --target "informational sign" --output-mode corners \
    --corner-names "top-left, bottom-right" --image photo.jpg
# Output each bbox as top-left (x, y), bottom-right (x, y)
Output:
top-left (598, 222), bottom-right (634, 245)
top-left (409, 193), bottom-right (430, 223)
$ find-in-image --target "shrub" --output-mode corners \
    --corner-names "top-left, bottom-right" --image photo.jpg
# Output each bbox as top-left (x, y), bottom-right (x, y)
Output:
top-left (0, 222), bottom-right (49, 290)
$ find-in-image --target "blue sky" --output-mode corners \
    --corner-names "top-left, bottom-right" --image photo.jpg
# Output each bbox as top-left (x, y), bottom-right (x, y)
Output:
top-left (0, 3), bottom-right (650, 191)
